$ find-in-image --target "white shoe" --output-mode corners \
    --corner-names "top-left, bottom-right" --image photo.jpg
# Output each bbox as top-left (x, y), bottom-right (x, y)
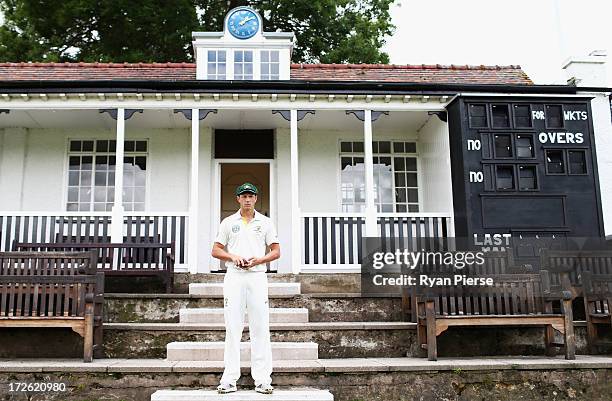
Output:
top-left (217, 383), bottom-right (237, 393)
top-left (255, 383), bottom-right (274, 394)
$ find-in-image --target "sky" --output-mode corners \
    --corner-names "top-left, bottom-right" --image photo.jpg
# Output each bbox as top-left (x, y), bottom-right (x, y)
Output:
top-left (383, 0), bottom-right (612, 86)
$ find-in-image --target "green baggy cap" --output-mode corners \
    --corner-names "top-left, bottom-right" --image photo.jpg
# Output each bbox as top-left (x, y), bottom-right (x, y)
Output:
top-left (235, 182), bottom-right (258, 196)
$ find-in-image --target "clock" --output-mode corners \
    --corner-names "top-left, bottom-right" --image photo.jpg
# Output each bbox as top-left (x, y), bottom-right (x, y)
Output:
top-left (227, 7), bottom-right (260, 40)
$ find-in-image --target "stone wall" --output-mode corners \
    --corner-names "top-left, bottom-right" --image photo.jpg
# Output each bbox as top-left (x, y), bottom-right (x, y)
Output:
top-left (1, 369), bottom-right (610, 401)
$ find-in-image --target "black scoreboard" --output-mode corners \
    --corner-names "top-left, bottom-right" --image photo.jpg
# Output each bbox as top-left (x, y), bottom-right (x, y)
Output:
top-left (447, 97), bottom-right (605, 249)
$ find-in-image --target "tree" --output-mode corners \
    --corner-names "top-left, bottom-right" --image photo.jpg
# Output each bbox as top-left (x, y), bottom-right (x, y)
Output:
top-left (0, 0), bottom-right (396, 63)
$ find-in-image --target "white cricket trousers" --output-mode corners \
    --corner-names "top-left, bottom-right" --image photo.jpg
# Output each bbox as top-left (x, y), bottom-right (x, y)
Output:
top-left (220, 269), bottom-right (273, 387)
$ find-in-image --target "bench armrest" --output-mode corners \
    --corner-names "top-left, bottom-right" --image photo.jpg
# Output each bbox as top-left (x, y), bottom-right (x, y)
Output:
top-left (543, 290), bottom-right (573, 301)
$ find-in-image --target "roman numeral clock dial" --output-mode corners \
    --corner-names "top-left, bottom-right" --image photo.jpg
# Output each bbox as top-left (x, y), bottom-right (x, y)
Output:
top-left (227, 8), bottom-right (260, 39)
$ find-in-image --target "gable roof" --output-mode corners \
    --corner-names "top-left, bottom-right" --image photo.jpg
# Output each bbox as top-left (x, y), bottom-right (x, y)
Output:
top-left (0, 62), bottom-right (534, 85)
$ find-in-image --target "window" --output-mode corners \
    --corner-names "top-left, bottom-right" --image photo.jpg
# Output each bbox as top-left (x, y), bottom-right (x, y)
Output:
top-left (513, 104), bottom-right (532, 128)
top-left (340, 153), bottom-right (365, 212)
top-left (545, 149), bottom-right (565, 174)
top-left (491, 104), bottom-right (510, 128)
top-left (493, 134), bottom-right (513, 158)
top-left (393, 155), bottom-right (419, 212)
top-left (260, 50), bottom-right (280, 80)
top-left (340, 141), bottom-right (418, 212)
top-left (207, 50), bottom-right (226, 80)
top-left (468, 104), bottom-right (488, 128)
top-left (518, 165), bottom-right (537, 190)
top-left (516, 134), bottom-right (534, 158)
top-left (568, 150), bottom-right (587, 175)
top-left (234, 50), bottom-right (253, 80)
top-left (67, 140), bottom-right (147, 212)
top-left (545, 105), bottom-right (564, 128)
top-left (495, 165), bottom-right (515, 190)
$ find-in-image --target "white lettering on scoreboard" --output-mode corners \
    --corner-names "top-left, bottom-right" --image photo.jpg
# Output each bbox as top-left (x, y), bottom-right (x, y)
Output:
top-left (473, 233), bottom-right (512, 246)
top-left (532, 109), bottom-right (588, 121)
top-left (538, 132), bottom-right (584, 144)
top-left (469, 171), bottom-right (483, 183)
top-left (564, 110), bottom-right (588, 121)
top-left (467, 139), bottom-right (481, 151)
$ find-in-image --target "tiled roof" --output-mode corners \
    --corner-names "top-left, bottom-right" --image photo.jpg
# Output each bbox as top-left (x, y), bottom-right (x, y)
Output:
top-left (291, 63), bottom-right (533, 85)
top-left (0, 62), bottom-right (534, 85)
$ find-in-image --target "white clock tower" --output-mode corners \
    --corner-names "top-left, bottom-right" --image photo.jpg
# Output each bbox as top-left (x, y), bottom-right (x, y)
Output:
top-left (192, 6), bottom-right (294, 81)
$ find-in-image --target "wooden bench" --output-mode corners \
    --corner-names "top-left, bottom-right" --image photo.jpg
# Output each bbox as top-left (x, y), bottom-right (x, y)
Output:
top-left (13, 241), bottom-right (175, 293)
top-left (402, 250), bottom-right (527, 322)
top-left (0, 251), bottom-right (103, 362)
top-left (416, 271), bottom-right (576, 361)
top-left (540, 249), bottom-right (612, 288)
top-left (580, 271), bottom-right (612, 353)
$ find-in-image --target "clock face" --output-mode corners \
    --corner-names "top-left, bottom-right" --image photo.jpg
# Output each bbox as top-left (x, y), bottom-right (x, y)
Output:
top-left (227, 8), bottom-right (260, 39)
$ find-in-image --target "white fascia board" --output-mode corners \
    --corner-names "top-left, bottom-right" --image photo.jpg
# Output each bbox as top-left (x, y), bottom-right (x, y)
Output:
top-left (0, 94), bottom-right (448, 111)
top-left (193, 39), bottom-right (293, 49)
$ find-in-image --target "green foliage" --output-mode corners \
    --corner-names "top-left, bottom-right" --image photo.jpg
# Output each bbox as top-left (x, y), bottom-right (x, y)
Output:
top-left (0, 0), bottom-right (396, 63)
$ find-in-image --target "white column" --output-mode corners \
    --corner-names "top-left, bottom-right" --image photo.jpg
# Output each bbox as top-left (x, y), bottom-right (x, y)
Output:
top-left (590, 92), bottom-right (612, 236)
top-left (290, 109), bottom-right (301, 274)
top-left (189, 109), bottom-right (200, 274)
top-left (0, 128), bottom-right (27, 210)
top-left (363, 110), bottom-right (378, 236)
top-left (110, 108), bottom-right (125, 243)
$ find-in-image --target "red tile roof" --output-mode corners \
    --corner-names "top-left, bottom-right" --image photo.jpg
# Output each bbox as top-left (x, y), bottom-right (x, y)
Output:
top-left (0, 62), bottom-right (534, 85)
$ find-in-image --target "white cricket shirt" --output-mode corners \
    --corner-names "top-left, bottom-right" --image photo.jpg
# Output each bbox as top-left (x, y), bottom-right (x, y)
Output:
top-left (214, 209), bottom-right (279, 272)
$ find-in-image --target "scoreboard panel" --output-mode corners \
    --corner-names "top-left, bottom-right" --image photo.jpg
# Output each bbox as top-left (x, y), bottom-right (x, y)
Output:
top-left (447, 97), bottom-right (604, 253)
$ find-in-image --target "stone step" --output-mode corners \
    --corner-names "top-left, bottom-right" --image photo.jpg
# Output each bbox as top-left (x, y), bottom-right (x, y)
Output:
top-left (103, 322), bottom-right (414, 359)
top-left (166, 341), bottom-right (319, 361)
top-left (189, 282), bottom-right (301, 297)
top-left (179, 308), bottom-right (309, 324)
top-left (151, 389), bottom-right (334, 401)
top-left (104, 293), bottom-right (403, 323)
top-left (174, 272), bottom-right (360, 294)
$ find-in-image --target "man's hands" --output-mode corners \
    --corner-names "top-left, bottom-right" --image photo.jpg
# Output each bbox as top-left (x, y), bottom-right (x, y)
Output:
top-left (229, 254), bottom-right (249, 269)
top-left (231, 255), bottom-right (263, 270)
top-left (245, 257), bottom-right (264, 268)
top-left (212, 242), bottom-right (279, 270)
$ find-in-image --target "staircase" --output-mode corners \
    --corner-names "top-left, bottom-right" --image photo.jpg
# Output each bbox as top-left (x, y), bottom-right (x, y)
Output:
top-left (150, 279), bottom-right (338, 401)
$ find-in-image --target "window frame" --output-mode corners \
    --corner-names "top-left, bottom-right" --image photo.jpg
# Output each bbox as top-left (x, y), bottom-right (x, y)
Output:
top-left (544, 148), bottom-right (567, 175)
top-left (206, 50), bottom-right (227, 80)
top-left (338, 140), bottom-right (420, 213)
top-left (492, 133), bottom-right (514, 159)
top-left (567, 149), bottom-right (589, 176)
top-left (260, 49), bottom-right (280, 80)
top-left (515, 133), bottom-right (536, 159)
top-left (545, 104), bottom-right (565, 129)
top-left (512, 104), bottom-right (533, 128)
top-left (468, 103), bottom-right (489, 128)
top-left (64, 139), bottom-right (149, 212)
top-left (233, 49), bottom-right (254, 80)
top-left (490, 103), bottom-right (511, 129)
top-left (517, 164), bottom-right (539, 191)
top-left (494, 164), bottom-right (516, 191)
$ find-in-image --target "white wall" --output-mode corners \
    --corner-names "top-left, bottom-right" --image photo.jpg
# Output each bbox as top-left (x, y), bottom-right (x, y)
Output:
top-left (0, 127), bottom-right (190, 212)
top-left (588, 93), bottom-right (612, 236)
top-left (419, 116), bottom-right (453, 213)
top-left (298, 129), bottom-right (425, 213)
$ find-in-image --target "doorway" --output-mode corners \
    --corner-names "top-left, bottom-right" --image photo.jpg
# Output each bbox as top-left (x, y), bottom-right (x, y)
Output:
top-left (219, 162), bottom-right (271, 221)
